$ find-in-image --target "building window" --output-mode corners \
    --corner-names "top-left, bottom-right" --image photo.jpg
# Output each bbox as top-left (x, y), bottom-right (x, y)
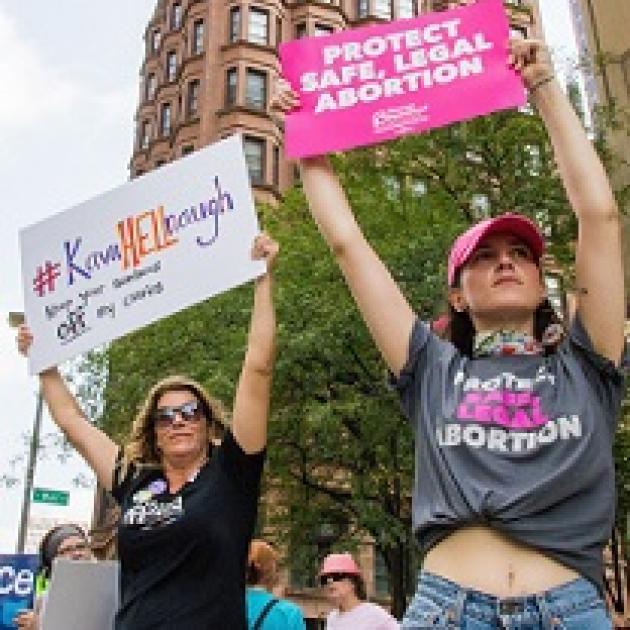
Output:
top-left (160, 103), bottom-right (172, 136)
top-left (510, 25), bottom-right (528, 39)
top-left (182, 144), bottom-right (195, 156)
top-left (248, 7), bottom-right (269, 45)
top-left (145, 73), bottom-right (157, 101)
top-left (229, 6), bottom-right (241, 43)
top-left (246, 68), bottom-right (267, 110)
top-left (470, 193), bottom-right (490, 219)
top-left (374, 550), bottom-right (390, 595)
top-left (171, 2), bottom-right (182, 30)
top-left (374, 0), bottom-right (392, 18)
top-left (276, 15), bottom-right (282, 47)
top-left (139, 120), bottom-right (151, 149)
top-left (244, 136), bottom-right (265, 184)
top-left (192, 20), bottom-right (204, 54)
top-left (273, 144), bottom-right (280, 187)
top-left (397, 0), bottom-right (415, 18)
top-left (166, 51), bottom-right (177, 82)
top-left (544, 273), bottom-right (566, 318)
top-left (357, 0), bottom-right (369, 18)
top-left (187, 79), bottom-right (200, 116)
top-left (226, 67), bottom-right (238, 106)
top-left (295, 22), bottom-right (307, 39)
top-left (314, 23), bottom-right (334, 37)
top-left (410, 178), bottom-right (427, 197)
top-left (151, 29), bottom-right (161, 52)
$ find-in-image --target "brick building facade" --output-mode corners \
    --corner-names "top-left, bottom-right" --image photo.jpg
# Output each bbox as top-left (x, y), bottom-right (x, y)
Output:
top-left (129, 0), bottom-right (538, 206)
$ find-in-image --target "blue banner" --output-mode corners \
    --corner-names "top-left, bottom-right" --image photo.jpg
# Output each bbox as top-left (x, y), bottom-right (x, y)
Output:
top-left (0, 555), bottom-right (39, 629)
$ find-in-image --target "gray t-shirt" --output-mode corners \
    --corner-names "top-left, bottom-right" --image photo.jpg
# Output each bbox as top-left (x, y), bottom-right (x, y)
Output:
top-left (392, 316), bottom-right (624, 592)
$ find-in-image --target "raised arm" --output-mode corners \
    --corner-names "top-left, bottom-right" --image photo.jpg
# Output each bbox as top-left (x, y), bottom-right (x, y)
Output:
top-left (512, 40), bottom-right (625, 364)
top-left (273, 82), bottom-right (415, 376)
top-left (17, 326), bottom-right (118, 491)
top-left (231, 234), bottom-right (278, 454)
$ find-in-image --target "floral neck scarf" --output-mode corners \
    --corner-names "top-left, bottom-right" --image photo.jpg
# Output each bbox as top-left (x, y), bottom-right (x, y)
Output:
top-left (473, 330), bottom-right (544, 358)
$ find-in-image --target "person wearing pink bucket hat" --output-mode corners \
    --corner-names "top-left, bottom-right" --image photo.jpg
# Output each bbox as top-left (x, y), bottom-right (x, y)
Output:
top-left (447, 213), bottom-right (545, 288)
top-left (319, 553), bottom-right (399, 629)
top-left (273, 32), bottom-right (624, 630)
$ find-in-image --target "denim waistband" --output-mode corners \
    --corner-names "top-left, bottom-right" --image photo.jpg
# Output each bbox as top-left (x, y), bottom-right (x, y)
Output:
top-left (416, 570), bottom-right (604, 625)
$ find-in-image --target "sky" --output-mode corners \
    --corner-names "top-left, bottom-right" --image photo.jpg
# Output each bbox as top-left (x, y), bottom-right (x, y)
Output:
top-left (0, 0), bottom-right (579, 553)
top-left (0, 0), bottom-right (156, 552)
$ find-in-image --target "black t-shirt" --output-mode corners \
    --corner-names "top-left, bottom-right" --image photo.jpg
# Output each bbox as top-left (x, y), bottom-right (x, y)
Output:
top-left (111, 431), bottom-right (265, 629)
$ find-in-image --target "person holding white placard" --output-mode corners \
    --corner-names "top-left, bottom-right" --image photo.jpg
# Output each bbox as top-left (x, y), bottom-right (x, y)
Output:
top-left (272, 38), bottom-right (623, 629)
top-left (13, 523), bottom-right (93, 630)
top-left (17, 233), bottom-right (279, 630)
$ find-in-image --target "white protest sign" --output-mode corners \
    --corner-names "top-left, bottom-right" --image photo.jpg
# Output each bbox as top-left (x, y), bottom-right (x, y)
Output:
top-left (20, 134), bottom-right (265, 374)
top-left (41, 560), bottom-right (119, 630)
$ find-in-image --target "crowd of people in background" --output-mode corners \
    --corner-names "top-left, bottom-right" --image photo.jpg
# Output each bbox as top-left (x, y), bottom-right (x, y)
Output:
top-left (15, 522), bottom-right (398, 629)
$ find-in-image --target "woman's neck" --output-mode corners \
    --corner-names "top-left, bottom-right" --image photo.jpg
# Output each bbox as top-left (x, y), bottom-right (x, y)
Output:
top-left (473, 313), bottom-right (534, 337)
top-left (338, 593), bottom-right (361, 613)
top-left (162, 451), bottom-right (207, 492)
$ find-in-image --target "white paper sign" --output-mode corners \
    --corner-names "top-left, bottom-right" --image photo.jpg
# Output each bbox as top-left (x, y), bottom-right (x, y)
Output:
top-left (41, 559), bottom-right (119, 630)
top-left (20, 135), bottom-right (265, 374)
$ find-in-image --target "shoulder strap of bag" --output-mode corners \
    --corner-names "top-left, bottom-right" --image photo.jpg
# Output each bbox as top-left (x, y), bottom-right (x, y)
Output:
top-left (253, 597), bottom-right (280, 630)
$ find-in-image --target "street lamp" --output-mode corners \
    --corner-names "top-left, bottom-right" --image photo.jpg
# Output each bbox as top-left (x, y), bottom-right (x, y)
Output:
top-left (8, 311), bottom-right (44, 554)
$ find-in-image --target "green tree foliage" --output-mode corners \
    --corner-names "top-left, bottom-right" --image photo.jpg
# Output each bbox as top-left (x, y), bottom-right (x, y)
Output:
top-left (79, 101), bottom-right (630, 617)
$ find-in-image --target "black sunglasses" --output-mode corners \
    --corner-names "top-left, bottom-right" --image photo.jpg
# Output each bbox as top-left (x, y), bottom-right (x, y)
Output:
top-left (153, 400), bottom-right (204, 428)
top-left (320, 573), bottom-right (352, 586)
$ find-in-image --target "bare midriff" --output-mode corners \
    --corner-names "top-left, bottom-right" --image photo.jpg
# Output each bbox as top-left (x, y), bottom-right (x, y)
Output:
top-left (423, 525), bottom-right (580, 598)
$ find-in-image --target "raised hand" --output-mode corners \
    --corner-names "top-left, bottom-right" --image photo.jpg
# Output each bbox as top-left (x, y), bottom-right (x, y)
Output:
top-left (508, 38), bottom-right (554, 91)
top-left (16, 324), bottom-right (33, 357)
top-left (270, 77), bottom-right (300, 119)
top-left (251, 233), bottom-right (279, 274)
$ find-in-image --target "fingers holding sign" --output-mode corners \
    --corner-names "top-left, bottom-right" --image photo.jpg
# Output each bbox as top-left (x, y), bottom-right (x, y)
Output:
top-left (16, 324), bottom-right (34, 357)
top-left (13, 610), bottom-right (39, 630)
top-left (270, 77), bottom-right (300, 120)
top-left (508, 38), bottom-right (554, 92)
top-left (251, 233), bottom-right (279, 275)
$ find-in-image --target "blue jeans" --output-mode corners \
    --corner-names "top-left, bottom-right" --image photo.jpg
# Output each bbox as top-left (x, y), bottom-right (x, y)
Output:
top-left (402, 571), bottom-right (612, 629)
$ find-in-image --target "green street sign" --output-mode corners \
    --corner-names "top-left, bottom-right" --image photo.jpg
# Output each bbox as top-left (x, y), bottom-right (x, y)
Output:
top-left (32, 487), bottom-right (69, 506)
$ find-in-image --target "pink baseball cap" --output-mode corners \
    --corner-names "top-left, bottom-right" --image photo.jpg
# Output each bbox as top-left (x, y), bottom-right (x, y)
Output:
top-left (447, 213), bottom-right (545, 286)
top-left (319, 552), bottom-right (361, 577)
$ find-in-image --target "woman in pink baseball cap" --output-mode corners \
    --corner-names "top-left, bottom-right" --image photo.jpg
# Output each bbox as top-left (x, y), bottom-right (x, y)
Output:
top-left (319, 553), bottom-right (399, 629)
top-left (273, 34), bottom-right (624, 629)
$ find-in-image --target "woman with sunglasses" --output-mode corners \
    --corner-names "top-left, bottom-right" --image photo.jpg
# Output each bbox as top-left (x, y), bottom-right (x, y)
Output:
top-left (273, 37), bottom-right (624, 629)
top-left (17, 233), bottom-right (279, 629)
top-left (319, 553), bottom-right (399, 629)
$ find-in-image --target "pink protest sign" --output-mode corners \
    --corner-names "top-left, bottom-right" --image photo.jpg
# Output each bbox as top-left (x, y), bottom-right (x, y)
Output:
top-left (279, 0), bottom-right (526, 158)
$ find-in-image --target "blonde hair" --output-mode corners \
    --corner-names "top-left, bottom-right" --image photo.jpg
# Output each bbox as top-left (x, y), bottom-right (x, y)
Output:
top-left (122, 375), bottom-right (227, 473)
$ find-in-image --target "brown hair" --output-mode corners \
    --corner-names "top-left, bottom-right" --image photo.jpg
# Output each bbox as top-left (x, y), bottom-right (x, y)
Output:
top-left (122, 375), bottom-right (226, 473)
top-left (246, 540), bottom-right (279, 589)
top-left (349, 574), bottom-right (367, 601)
